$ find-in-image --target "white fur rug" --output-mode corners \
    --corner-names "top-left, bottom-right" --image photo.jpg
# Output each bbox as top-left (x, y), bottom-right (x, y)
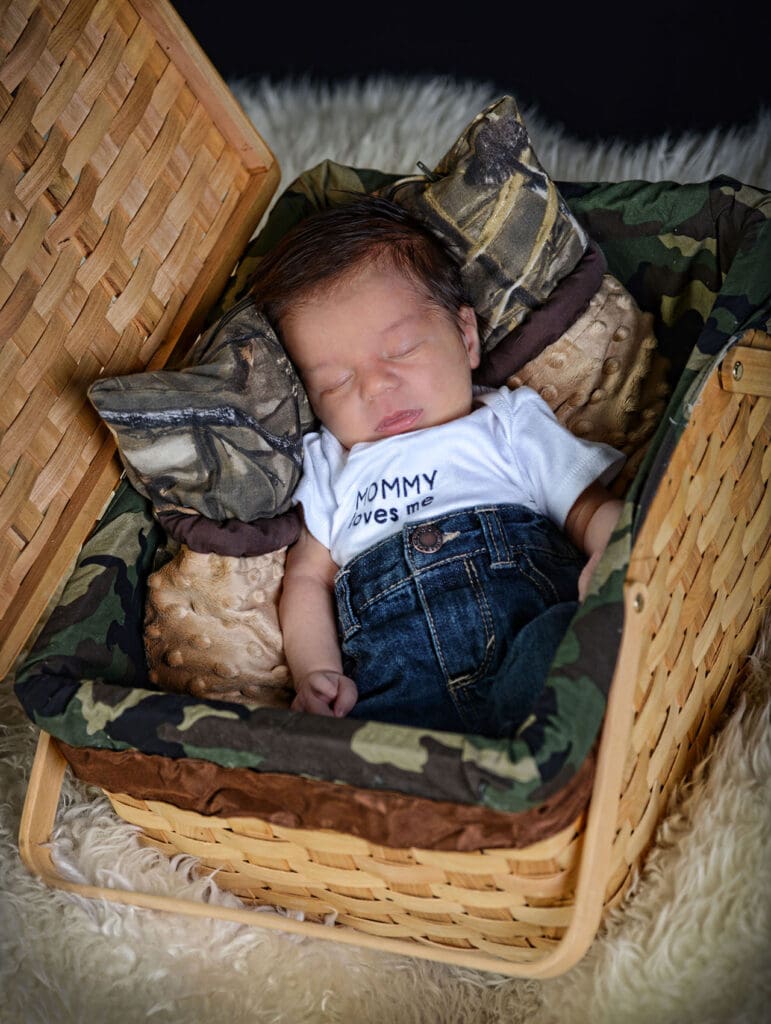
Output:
top-left (2, 77), bottom-right (770, 1024)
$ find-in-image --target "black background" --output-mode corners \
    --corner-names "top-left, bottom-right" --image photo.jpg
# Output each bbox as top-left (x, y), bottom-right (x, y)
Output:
top-left (172, 0), bottom-right (769, 143)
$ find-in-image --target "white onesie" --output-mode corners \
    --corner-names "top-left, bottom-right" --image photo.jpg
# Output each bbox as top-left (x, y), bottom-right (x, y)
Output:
top-left (294, 385), bottom-right (625, 567)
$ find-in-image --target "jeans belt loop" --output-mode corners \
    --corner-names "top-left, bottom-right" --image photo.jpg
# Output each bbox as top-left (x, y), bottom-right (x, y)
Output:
top-left (478, 506), bottom-right (513, 568)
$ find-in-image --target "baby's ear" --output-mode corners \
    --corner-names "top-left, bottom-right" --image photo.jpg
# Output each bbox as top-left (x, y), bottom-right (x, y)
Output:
top-left (458, 305), bottom-right (481, 368)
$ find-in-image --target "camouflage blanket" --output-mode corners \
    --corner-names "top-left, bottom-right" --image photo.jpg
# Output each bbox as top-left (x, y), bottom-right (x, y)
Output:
top-left (14, 173), bottom-right (771, 813)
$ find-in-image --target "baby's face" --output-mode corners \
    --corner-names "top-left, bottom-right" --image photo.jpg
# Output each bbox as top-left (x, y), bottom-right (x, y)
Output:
top-left (281, 264), bottom-right (480, 449)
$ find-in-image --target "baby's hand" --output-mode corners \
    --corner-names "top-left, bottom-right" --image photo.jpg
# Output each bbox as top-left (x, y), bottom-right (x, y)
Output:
top-left (291, 670), bottom-right (358, 717)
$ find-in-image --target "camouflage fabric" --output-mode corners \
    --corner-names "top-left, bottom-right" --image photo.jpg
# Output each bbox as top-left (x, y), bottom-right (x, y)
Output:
top-left (382, 96), bottom-right (589, 351)
top-left (14, 173), bottom-right (771, 814)
top-left (89, 296), bottom-right (314, 521)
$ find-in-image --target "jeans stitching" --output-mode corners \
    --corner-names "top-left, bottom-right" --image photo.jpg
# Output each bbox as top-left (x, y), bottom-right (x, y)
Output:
top-left (450, 558), bottom-right (496, 693)
top-left (418, 556), bottom-right (495, 692)
top-left (352, 546), bottom-right (489, 616)
top-left (516, 551), bottom-right (561, 603)
top-left (486, 508), bottom-right (507, 565)
top-left (333, 571), bottom-right (359, 640)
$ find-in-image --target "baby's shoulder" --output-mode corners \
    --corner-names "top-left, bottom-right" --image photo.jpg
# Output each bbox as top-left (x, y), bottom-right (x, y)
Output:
top-left (474, 383), bottom-right (543, 420)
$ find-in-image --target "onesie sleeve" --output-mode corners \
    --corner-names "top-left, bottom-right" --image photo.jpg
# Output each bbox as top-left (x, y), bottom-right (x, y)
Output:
top-left (500, 387), bottom-right (625, 527)
top-left (292, 431), bottom-right (336, 550)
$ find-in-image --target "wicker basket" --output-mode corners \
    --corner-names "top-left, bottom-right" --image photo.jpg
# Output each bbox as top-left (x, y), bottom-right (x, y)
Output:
top-left (7, 0), bottom-right (771, 980)
top-left (22, 335), bottom-right (769, 977)
top-left (0, 0), bottom-right (278, 678)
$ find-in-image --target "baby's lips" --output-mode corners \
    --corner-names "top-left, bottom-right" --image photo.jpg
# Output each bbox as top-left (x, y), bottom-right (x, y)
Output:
top-left (375, 409), bottom-right (422, 435)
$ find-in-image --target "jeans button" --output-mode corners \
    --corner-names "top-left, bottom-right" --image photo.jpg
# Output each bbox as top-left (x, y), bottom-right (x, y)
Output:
top-left (411, 524), bottom-right (443, 553)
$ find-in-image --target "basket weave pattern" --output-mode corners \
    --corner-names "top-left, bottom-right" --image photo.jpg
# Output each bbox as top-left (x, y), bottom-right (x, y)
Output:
top-left (0, 0), bottom-right (275, 673)
top-left (105, 345), bottom-right (770, 964)
top-left (612, 354), bottom-right (770, 901)
top-left (108, 791), bottom-right (583, 960)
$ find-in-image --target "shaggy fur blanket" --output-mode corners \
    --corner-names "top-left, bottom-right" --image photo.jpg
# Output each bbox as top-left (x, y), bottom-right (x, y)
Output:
top-left (1, 76), bottom-right (770, 1024)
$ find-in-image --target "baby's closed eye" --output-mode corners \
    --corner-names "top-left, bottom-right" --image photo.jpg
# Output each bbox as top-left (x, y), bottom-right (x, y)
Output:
top-left (387, 339), bottom-right (423, 359)
top-left (317, 372), bottom-right (353, 396)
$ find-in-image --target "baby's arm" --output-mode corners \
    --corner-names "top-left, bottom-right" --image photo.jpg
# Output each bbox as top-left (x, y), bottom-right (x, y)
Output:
top-left (279, 524), bottom-right (358, 717)
top-left (564, 481), bottom-right (623, 601)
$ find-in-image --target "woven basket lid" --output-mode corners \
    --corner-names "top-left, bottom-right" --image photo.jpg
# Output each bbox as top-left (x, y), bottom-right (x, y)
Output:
top-left (0, 0), bottom-right (279, 676)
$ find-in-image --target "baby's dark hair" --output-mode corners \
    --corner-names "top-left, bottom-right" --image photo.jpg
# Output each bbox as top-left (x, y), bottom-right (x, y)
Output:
top-left (250, 194), bottom-right (471, 329)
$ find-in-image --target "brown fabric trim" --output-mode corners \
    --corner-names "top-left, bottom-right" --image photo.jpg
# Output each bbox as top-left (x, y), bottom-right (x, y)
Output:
top-left (474, 240), bottom-right (608, 387)
top-left (156, 506), bottom-right (302, 556)
top-left (58, 740), bottom-right (594, 852)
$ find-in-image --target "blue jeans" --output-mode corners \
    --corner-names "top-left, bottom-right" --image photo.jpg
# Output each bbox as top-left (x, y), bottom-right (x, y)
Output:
top-left (334, 504), bottom-right (584, 737)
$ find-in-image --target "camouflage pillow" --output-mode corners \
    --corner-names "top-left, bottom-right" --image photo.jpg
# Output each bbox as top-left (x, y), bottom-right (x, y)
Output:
top-left (382, 95), bottom-right (589, 352)
top-left (89, 296), bottom-right (314, 521)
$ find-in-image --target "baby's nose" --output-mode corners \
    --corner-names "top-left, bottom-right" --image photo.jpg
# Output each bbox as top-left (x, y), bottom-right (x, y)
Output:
top-left (360, 363), bottom-right (398, 400)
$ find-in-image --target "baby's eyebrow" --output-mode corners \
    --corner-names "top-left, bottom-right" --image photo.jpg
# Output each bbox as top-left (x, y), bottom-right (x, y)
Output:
top-left (302, 359), bottom-right (345, 376)
top-left (381, 312), bottom-right (423, 336)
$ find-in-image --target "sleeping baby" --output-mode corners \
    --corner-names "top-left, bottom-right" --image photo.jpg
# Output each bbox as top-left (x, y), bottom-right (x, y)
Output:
top-left (252, 196), bottom-right (625, 737)
top-left (138, 97), bottom-right (669, 726)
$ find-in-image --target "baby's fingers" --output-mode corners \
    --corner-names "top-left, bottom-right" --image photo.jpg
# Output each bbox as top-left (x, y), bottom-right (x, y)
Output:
top-left (333, 676), bottom-right (358, 717)
top-left (307, 671), bottom-right (340, 700)
top-left (291, 691), bottom-right (334, 716)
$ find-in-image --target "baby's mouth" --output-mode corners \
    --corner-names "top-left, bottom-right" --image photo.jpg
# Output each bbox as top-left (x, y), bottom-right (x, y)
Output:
top-left (375, 409), bottom-right (422, 435)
